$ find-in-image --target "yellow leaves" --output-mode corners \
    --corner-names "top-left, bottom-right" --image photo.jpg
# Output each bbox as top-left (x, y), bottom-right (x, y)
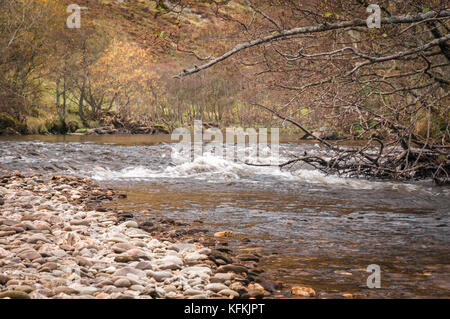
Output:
top-left (84, 39), bottom-right (166, 115)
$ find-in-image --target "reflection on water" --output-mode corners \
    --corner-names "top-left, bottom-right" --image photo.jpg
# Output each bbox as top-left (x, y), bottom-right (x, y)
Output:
top-left (108, 183), bottom-right (449, 298)
top-left (0, 134), bottom-right (449, 298)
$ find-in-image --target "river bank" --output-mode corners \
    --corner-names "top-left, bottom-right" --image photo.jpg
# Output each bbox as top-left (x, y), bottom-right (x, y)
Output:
top-left (0, 171), bottom-right (295, 299)
top-left (1, 136), bottom-right (449, 299)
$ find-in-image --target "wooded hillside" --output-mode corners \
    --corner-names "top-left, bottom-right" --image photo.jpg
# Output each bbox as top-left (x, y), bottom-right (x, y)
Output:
top-left (0, 0), bottom-right (449, 182)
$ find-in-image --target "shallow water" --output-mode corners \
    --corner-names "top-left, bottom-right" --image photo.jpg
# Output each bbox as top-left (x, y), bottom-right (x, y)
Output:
top-left (0, 134), bottom-right (449, 298)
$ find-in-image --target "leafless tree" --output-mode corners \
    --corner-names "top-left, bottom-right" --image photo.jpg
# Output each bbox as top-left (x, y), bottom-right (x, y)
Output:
top-left (176, 1), bottom-right (450, 184)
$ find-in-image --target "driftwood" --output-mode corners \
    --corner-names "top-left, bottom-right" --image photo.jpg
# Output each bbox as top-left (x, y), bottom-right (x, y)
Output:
top-left (247, 104), bottom-right (449, 185)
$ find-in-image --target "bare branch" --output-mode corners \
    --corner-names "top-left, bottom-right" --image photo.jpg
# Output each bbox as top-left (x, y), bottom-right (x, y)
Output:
top-left (347, 34), bottom-right (450, 75)
top-left (175, 10), bottom-right (450, 78)
top-left (242, 0), bottom-right (282, 31)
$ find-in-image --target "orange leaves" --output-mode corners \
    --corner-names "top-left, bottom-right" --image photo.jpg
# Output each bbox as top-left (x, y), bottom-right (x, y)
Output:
top-left (83, 39), bottom-right (166, 117)
top-left (92, 40), bottom-right (156, 86)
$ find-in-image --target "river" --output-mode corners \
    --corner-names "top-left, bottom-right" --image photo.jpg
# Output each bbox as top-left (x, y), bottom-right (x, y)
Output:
top-left (0, 134), bottom-right (449, 298)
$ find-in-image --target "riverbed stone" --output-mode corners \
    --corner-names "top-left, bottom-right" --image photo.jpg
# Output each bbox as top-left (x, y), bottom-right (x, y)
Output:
top-left (0, 274), bottom-right (10, 285)
top-left (216, 264), bottom-right (248, 274)
top-left (135, 261), bottom-right (153, 271)
top-left (114, 267), bottom-right (146, 279)
top-left (169, 243), bottom-right (197, 253)
top-left (130, 284), bottom-right (145, 292)
top-left (146, 270), bottom-right (173, 282)
top-left (184, 251), bottom-right (208, 263)
top-left (0, 173), bottom-right (264, 300)
top-left (114, 255), bottom-right (137, 263)
top-left (206, 283), bottom-right (229, 293)
top-left (123, 221), bottom-right (138, 228)
top-left (114, 278), bottom-right (131, 288)
top-left (0, 290), bottom-right (30, 299)
top-left (218, 289), bottom-right (239, 298)
top-left (76, 286), bottom-right (98, 295)
top-left (154, 255), bottom-right (183, 270)
top-left (17, 249), bottom-right (41, 261)
top-left (111, 243), bottom-right (136, 253)
top-left (291, 286), bottom-right (316, 297)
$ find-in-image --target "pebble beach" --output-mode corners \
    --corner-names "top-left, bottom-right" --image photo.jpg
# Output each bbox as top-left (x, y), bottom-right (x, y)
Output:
top-left (0, 172), bottom-right (283, 299)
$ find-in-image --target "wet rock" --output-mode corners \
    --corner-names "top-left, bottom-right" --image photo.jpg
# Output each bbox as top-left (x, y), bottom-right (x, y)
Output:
top-left (334, 270), bottom-right (352, 276)
top-left (2, 219), bottom-right (19, 227)
top-left (179, 266), bottom-right (212, 278)
top-left (0, 247), bottom-right (12, 259)
top-left (187, 294), bottom-right (207, 299)
top-left (114, 255), bottom-right (137, 263)
top-left (257, 279), bottom-right (282, 292)
top-left (135, 261), bottom-right (153, 271)
top-left (76, 256), bottom-right (93, 267)
top-left (230, 282), bottom-right (248, 294)
top-left (111, 243), bottom-right (136, 253)
top-left (248, 289), bottom-right (265, 298)
top-left (198, 248), bottom-right (211, 255)
top-left (184, 251), bottom-right (208, 263)
top-left (0, 230), bottom-right (15, 237)
top-left (154, 255), bottom-right (183, 270)
top-left (209, 252), bottom-right (232, 265)
top-left (211, 273), bottom-right (234, 283)
top-left (291, 286), bottom-right (316, 297)
top-left (164, 285), bottom-right (177, 294)
top-left (39, 262), bottom-right (58, 272)
top-left (18, 249), bottom-right (41, 261)
top-left (112, 293), bottom-right (136, 299)
top-left (214, 231), bottom-right (233, 238)
top-left (125, 228), bottom-right (151, 239)
top-left (247, 283), bottom-right (270, 298)
top-left (114, 278), bottom-right (131, 288)
top-left (32, 288), bottom-right (54, 298)
top-left (130, 284), bottom-right (145, 292)
top-left (0, 274), bottom-right (10, 285)
top-left (169, 243), bottom-right (197, 253)
top-left (0, 290), bottom-right (30, 299)
top-left (10, 285), bottom-right (34, 293)
top-left (138, 221), bottom-right (154, 228)
top-left (216, 264), bottom-right (248, 274)
top-left (237, 254), bottom-right (260, 262)
top-left (184, 288), bottom-right (205, 296)
top-left (219, 289), bottom-right (239, 298)
top-left (6, 279), bottom-right (20, 287)
top-left (123, 221), bottom-right (138, 228)
top-left (146, 270), bottom-right (173, 282)
top-left (70, 220), bottom-right (90, 226)
top-left (206, 283), bottom-right (229, 293)
top-left (95, 292), bottom-right (111, 299)
top-left (114, 267), bottom-right (146, 279)
top-left (95, 280), bottom-right (114, 288)
top-left (76, 287), bottom-right (98, 295)
top-left (126, 248), bottom-right (150, 260)
top-left (117, 211), bottom-right (134, 219)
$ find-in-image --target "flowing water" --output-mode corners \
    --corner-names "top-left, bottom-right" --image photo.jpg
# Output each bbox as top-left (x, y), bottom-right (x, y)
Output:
top-left (0, 134), bottom-right (449, 298)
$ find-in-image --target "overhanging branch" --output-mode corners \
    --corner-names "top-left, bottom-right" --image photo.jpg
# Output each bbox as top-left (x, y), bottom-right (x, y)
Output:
top-left (174, 10), bottom-right (450, 78)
